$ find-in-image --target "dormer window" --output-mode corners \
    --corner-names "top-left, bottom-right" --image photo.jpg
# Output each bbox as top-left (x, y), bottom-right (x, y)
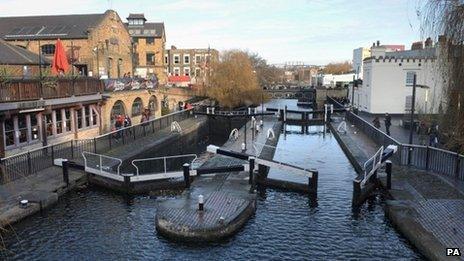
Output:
top-left (128, 19), bottom-right (145, 26)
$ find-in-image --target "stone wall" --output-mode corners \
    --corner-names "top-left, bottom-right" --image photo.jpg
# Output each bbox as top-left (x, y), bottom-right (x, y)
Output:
top-left (315, 88), bottom-right (347, 108)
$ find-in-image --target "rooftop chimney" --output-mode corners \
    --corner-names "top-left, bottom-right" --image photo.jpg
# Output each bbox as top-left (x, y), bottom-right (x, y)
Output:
top-left (376, 40), bottom-right (380, 47)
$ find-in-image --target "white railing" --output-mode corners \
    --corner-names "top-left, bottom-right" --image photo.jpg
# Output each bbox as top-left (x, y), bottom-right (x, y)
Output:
top-left (82, 151), bottom-right (123, 181)
top-left (337, 120), bottom-right (347, 134)
top-left (229, 128), bottom-right (239, 140)
top-left (131, 154), bottom-right (197, 175)
top-left (170, 121), bottom-right (182, 133)
top-left (361, 146), bottom-right (384, 187)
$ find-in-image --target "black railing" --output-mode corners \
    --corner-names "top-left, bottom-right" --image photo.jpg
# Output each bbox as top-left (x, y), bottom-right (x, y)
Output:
top-left (327, 96), bottom-right (464, 181)
top-left (0, 109), bottom-right (193, 184)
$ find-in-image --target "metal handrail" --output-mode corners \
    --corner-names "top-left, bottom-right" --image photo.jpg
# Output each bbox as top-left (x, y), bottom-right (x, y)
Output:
top-left (131, 154), bottom-right (197, 175)
top-left (361, 146), bottom-right (384, 187)
top-left (82, 151), bottom-right (123, 175)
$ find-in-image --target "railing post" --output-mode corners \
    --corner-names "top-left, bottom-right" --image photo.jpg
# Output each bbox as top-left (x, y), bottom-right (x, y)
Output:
top-left (51, 145), bottom-right (55, 164)
top-left (99, 156), bottom-right (102, 173)
top-left (164, 158), bottom-right (167, 173)
top-left (71, 140), bottom-right (74, 159)
top-left (27, 152), bottom-right (32, 175)
top-left (425, 146), bottom-right (430, 171)
top-left (152, 120), bottom-right (155, 133)
top-left (121, 129), bottom-right (125, 144)
top-left (93, 137), bottom-right (97, 153)
top-left (455, 153), bottom-right (460, 179)
top-left (108, 133), bottom-right (112, 149)
top-left (133, 127), bottom-right (136, 140)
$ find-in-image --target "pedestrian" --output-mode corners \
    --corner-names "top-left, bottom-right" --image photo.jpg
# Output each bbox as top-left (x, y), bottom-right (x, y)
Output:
top-left (417, 121), bottom-right (427, 145)
top-left (372, 117), bottom-right (381, 129)
top-left (428, 124), bottom-right (439, 147)
top-left (384, 113), bottom-right (391, 136)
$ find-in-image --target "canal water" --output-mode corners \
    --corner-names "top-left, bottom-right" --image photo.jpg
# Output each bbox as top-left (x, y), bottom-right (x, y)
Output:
top-left (0, 100), bottom-right (421, 260)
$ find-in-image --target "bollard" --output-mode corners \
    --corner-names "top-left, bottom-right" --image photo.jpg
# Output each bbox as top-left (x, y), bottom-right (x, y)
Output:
top-left (241, 142), bottom-right (246, 151)
top-left (183, 163), bottom-right (190, 188)
top-left (249, 158), bottom-right (255, 185)
top-left (122, 173), bottom-right (132, 194)
top-left (308, 170), bottom-right (318, 198)
top-left (206, 107), bottom-right (210, 114)
top-left (62, 159), bottom-right (69, 187)
top-left (284, 105), bottom-right (287, 122)
top-left (20, 199), bottom-right (28, 208)
top-left (212, 107), bottom-right (215, 114)
top-left (352, 179), bottom-right (361, 207)
top-left (198, 195), bottom-right (204, 211)
top-left (385, 160), bottom-right (392, 190)
top-left (260, 119), bottom-right (263, 127)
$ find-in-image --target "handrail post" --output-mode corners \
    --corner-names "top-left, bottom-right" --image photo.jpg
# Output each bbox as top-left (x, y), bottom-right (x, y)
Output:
top-left (27, 152), bottom-right (32, 175)
top-left (455, 153), bottom-right (460, 179)
top-left (164, 157), bottom-right (167, 173)
top-left (93, 137), bottom-right (97, 153)
top-left (71, 140), bottom-right (74, 159)
top-left (183, 163), bottom-right (190, 188)
top-left (99, 156), bottom-right (102, 173)
top-left (386, 160), bottom-right (392, 190)
top-left (425, 146), bottom-right (430, 171)
top-left (51, 144), bottom-right (55, 165)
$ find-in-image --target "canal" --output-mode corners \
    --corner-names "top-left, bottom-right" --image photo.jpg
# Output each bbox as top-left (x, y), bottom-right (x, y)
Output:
top-left (0, 100), bottom-right (421, 260)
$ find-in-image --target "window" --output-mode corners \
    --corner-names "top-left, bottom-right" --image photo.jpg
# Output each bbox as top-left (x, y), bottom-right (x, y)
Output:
top-left (184, 54), bottom-right (190, 64)
top-left (17, 114), bottom-right (28, 143)
top-left (92, 107), bottom-right (98, 126)
top-left (146, 37), bottom-right (155, 44)
top-left (41, 44), bottom-right (55, 55)
top-left (30, 114), bottom-right (39, 141)
top-left (406, 71), bottom-right (416, 86)
top-left (65, 109), bottom-right (72, 132)
top-left (4, 118), bottom-right (14, 146)
top-left (173, 67), bottom-right (180, 76)
top-left (132, 98), bottom-right (143, 116)
top-left (405, 95), bottom-right (413, 112)
top-left (55, 110), bottom-right (63, 135)
top-left (195, 54), bottom-right (201, 64)
top-left (184, 68), bottom-right (190, 76)
top-left (146, 53), bottom-right (155, 65)
top-left (195, 68), bottom-right (201, 77)
top-left (174, 55), bottom-right (180, 64)
top-left (164, 54), bottom-right (168, 64)
top-left (85, 106), bottom-right (91, 128)
top-left (45, 114), bottom-right (53, 136)
top-left (76, 109), bottom-right (83, 129)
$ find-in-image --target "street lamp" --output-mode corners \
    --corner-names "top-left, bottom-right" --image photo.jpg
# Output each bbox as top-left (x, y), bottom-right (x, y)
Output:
top-left (408, 73), bottom-right (430, 146)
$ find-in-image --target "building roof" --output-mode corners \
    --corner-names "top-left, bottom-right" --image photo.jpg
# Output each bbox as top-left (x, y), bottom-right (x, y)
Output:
top-left (0, 12), bottom-right (108, 40)
top-left (125, 22), bottom-right (165, 38)
top-left (385, 48), bottom-right (436, 59)
top-left (168, 75), bottom-right (190, 83)
top-left (127, 13), bottom-right (146, 21)
top-left (0, 40), bottom-right (49, 65)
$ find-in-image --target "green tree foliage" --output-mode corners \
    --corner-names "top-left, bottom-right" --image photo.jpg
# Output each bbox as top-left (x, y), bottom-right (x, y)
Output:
top-left (208, 50), bottom-right (263, 109)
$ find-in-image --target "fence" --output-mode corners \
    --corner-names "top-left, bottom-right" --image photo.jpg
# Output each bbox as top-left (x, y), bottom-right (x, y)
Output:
top-left (0, 109), bottom-right (193, 184)
top-left (327, 96), bottom-right (464, 181)
top-left (0, 77), bottom-right (103, 102)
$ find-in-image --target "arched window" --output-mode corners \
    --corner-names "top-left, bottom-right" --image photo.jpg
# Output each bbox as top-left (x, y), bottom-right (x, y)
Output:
top-left (111, 100), bottom-right (126, 119)
top-left (41, 44), bottom-right (55, 55)
top-left (148, 95), bottom-right (157, 114)
top-left (132, 98), bottom-right (143, 116)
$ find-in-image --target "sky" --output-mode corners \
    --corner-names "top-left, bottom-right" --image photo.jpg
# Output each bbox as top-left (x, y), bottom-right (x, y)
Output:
top-left (0, 0), bottom-right (424, 65)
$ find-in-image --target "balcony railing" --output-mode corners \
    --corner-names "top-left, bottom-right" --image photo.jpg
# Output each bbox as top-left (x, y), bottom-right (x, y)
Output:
top-left (0, 77), bottom-right (104, 102)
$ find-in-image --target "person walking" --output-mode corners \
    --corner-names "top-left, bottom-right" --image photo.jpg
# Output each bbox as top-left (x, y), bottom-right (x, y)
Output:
top-left (384, 113), bottom-right (391, 136)
top-left (417, 121), bottom-right (427, 145)
top-left (372, 117), bottom-right (381, 129)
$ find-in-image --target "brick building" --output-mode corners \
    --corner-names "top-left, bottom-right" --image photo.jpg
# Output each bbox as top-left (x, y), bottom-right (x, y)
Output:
top-left (125, 13), bottom-right (167, 84)
top-left (0, 10), bottom-right (133, 78)
top-left (0, 39), bottom-right (49, 77)
top-left (165, 46), bottom-right (218, 84)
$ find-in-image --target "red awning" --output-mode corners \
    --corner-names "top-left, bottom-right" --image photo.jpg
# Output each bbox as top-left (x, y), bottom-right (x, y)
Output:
top-left (168, 75), bottom-right (190, 82)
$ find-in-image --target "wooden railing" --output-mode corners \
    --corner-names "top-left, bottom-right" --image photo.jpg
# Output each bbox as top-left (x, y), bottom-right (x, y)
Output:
top-left (0, 77), bottom-right (103, 102)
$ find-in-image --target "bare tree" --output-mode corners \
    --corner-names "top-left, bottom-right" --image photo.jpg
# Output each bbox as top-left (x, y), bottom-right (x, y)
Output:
top-left (207, 50), bottom-right (264, 109)
top-left (322, 61), bottom-right (353, 75)
top-left (420, 0), bottom-right (464, 152)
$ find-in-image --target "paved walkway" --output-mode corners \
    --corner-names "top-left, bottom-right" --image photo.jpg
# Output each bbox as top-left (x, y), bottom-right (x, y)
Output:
top-left (0, 167), bottom-right (85, 228)
top-left (332, 116), bottom-right (464, 260)
top-left (358, 113), bottom-right (422, 145)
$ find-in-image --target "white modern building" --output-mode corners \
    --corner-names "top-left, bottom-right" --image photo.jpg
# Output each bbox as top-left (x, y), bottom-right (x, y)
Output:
top-left (350, 41), bottom-right (444, 115)
top-left (352, 47), bottom-right (371, 79)
top-left (313, 73), bottom-right (355, 88)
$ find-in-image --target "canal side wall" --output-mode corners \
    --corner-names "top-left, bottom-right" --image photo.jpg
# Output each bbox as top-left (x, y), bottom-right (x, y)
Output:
top-left (88, 117), bottom-right (209, 194)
